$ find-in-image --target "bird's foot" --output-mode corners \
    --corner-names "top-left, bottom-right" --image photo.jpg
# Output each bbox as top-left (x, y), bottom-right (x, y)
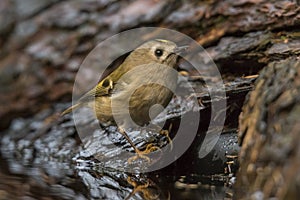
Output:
top-left (125, 177), bottom-right (155, 200)
top-left (128, 144), bottom-right (161, 164)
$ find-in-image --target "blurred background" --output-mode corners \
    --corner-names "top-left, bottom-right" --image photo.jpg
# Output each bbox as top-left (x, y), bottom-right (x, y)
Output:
top-left (0, 0), bottom-right (300, 199)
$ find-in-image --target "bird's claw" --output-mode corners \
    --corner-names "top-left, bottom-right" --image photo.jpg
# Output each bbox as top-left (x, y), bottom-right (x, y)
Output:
top-left (127, 144), bottom-right (161, 164)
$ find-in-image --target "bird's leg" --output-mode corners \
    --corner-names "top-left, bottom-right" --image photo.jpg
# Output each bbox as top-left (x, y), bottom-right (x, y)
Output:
top-left (118, 127), bottom-right (159, 163)
top-left (156, 123), bottom-right (173, 150)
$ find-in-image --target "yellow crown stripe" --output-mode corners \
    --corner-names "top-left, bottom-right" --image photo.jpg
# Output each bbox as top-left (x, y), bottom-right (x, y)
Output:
top-left (155, 39), bottom-right (170, 43)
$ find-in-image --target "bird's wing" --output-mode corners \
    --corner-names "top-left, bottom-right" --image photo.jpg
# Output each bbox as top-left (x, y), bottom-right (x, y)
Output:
top-left (77, 51), bottom-right (133, 103)
top-left (77, 78), bottom-right (114, 103)
top-left (97, 51), bottom-right (132, 83)
top-left (61, 79), bottom-right (113, 115)
top-left (61, 52), bottom-right (133, 115)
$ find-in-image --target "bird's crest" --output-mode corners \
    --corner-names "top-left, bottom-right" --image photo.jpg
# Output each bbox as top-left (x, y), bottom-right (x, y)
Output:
top-left (155, 39), bottom-right (170, 43)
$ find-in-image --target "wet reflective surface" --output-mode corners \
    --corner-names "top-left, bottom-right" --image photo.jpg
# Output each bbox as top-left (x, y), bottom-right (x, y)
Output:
top-left (0, 156), bottom-right (232, 199)
top-left (0, 75), bottom-right (253, 199)
top-left (0, 97), bottom-right (238, 199)
top-left (0, 145), bottom-right (233, 200)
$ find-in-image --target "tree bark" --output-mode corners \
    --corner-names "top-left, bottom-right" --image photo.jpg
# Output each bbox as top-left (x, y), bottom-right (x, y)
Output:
top-left (236, 58), bottom-right (300, 199)
top-left (1, 0), bottom-right (299, 130)
top-left (0, 0), bottom-right (300, 199)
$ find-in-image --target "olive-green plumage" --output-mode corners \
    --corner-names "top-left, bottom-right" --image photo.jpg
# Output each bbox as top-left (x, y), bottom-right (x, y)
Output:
top-left (63, 39), bottom-right (181, 128)
top-left (62, 39), bottom-right (184, 159)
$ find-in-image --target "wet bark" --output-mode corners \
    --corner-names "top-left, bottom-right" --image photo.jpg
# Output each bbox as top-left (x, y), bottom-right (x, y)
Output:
top-left (0, 0), bottom-right (299, 199)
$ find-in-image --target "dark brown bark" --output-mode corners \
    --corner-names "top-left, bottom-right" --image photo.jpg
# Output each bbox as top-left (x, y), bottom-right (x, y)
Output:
top-left (236, 58), bottom-right (300, 199)
top-left (1, 0), bottom-right (299, 130)
top-left (0, 0), bottom-right (300, 199)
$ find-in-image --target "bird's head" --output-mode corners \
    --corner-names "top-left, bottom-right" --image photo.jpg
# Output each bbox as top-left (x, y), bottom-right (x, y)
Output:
top-left (132, 39), bottom-right (186, 67)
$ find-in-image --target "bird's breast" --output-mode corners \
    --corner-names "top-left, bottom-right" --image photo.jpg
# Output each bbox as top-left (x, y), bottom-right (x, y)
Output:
top-left (96, 63), bottom-right (178, 128)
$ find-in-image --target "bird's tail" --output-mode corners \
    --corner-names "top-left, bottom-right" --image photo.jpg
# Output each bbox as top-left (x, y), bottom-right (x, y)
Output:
top-left (61, 103), bottom-right (82, 116)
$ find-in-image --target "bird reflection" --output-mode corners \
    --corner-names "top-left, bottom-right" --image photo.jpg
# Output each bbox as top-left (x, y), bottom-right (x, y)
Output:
top-left (77, 168), bottom-right (169, 200)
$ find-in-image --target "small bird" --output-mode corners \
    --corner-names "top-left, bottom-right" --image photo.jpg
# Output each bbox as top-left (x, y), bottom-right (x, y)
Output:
top-left (62, 39), bottom-right (186, 162)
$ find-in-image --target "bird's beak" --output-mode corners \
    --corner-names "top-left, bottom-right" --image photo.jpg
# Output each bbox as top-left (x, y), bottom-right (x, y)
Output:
top-left (173, 45), bottom-right (189, 54)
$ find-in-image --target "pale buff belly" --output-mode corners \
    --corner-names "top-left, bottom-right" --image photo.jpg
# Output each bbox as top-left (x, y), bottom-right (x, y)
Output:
top-left (92, 84), bottom-right (174, 128)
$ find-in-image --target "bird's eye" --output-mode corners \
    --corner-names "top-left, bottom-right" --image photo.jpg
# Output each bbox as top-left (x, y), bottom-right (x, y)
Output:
top-left (155, 49), bottom-right (163, 57)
